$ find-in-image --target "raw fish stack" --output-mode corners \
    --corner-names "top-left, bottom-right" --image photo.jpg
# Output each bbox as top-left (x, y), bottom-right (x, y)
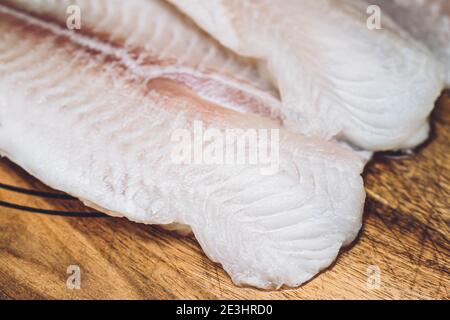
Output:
top-left (0, 0), bottom-right (446, 288)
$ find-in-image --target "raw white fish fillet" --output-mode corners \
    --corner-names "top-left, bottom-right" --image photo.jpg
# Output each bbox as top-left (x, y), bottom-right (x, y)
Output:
top-left (3, 0), bottom-right (281, 118)
top-left (2, 0), bottom-right (282, 235)
top-left (0, 4), bottom-right (366, 289)
top-left (372, 0), bottom-right (450, 87)
top-left (166, 0), bottom-right (444, 151)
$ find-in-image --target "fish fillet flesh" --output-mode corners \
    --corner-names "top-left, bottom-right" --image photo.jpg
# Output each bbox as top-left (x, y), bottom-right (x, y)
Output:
top-left (166, 0), bottom-right (444, 151)
top-left (0, 4), bottom-right (366, 289)
top-left (3, 0), bottom-right (282, 118)
top-left (2, 0), bottom-right (284, 235)
top-left (371, 0), bottom-right (450, 87)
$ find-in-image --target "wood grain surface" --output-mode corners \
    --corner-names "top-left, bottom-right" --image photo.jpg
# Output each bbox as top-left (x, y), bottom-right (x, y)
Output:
top-left (0, 93), bottom-right (448, 300)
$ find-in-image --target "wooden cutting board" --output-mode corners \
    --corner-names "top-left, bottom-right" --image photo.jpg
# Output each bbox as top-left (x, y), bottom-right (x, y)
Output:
top-left (0, 93), bottom-right (448, 300)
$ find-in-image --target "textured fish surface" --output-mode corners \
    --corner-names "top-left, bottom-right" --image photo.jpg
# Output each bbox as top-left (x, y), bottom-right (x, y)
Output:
top-left (3, 0), bottom-right (281, 118)
top-left (2, 0), bottom-right (284, 235)
top-left (0, 4), bottom-right (366, 289)
top-left (166, 0), bottom-right (444, 151)
top-left (372, 0), bottom-right (450, 87)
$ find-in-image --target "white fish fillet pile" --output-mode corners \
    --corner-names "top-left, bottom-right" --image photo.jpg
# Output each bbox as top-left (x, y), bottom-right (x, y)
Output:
top-left (0, 2), bottom-right (365, 289)
top-left (372, 0), bottom-right (450, 87)
top-left (167, 0), bottom-right (444, 151)
top-left (0, 0), bottom-right (445, 289)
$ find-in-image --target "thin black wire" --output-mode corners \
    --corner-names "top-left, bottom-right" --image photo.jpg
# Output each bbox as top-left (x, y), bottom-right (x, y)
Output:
top-left (0, 182), bottom-right (107, 218)
top-left (0, 182), bottom-right (75, 200)
top-left (0, 200), bottom-right (107, 218)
